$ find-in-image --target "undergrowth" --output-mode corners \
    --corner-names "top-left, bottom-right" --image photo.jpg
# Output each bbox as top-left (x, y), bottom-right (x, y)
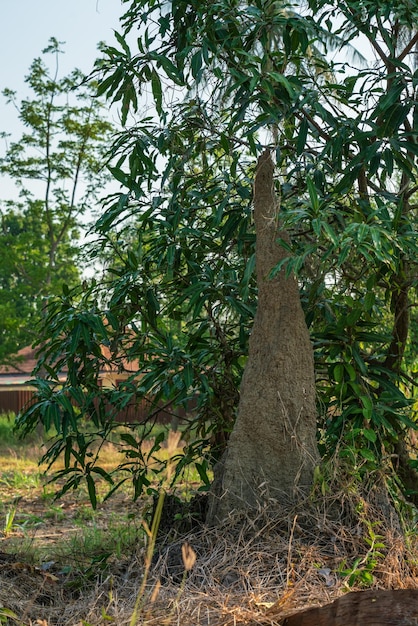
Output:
top-left (0, 419), bottom-right (417, 625)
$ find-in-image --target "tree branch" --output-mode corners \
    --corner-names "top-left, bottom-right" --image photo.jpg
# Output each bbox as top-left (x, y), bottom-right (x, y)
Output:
top-left (398, 31), bottom-right (418, 63)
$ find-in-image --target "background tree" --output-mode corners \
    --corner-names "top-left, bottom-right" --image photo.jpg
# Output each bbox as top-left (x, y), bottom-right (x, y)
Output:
top-left (301, 0), bottom-right (418, 484)
top-left (18, 1), bottom-right (418, 519)
top-left (0, 38), bottom-right (114, 365)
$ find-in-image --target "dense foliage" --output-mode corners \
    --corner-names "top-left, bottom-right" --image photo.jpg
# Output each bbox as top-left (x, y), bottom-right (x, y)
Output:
top-left (0, 39), bottom-right (113, 364)
top-left (17, 2), bottom-right (418, 506)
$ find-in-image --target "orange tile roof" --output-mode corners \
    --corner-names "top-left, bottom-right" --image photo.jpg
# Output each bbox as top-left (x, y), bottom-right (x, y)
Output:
top-left (0, 344), bottom-right (140, 379)
top-left (0, 346), bottom-right (39, 375)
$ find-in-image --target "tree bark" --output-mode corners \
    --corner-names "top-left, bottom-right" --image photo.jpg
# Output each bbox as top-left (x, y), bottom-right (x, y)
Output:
top-left (207, 150), bottom-right (319, 525)
top-left (282, 589), bottom-right (418, 626)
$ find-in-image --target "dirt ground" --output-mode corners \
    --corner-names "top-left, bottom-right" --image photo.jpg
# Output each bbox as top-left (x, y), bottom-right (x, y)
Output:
top-left (0, 480), bottom-right (417, 624)
top-left (0, 442), bottom-right (417, 625)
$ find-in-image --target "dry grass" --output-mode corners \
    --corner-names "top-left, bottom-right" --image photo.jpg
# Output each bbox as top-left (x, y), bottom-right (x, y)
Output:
top-left (0, 418), bottom-right (416, 624)
top-left (0, 477), bottom-right (417, 625)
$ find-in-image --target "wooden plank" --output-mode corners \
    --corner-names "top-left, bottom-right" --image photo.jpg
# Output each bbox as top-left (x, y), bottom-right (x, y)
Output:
top-left (282, 589), bottom-right (418, 626)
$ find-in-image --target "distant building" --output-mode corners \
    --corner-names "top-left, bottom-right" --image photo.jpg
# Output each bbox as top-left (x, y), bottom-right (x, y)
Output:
top-left (0, 346), bottom-right (182, 424)
top-left (0, 346), bottom-right (47, 415)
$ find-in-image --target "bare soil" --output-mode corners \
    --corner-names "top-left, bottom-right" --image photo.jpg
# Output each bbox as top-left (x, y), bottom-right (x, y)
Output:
top-left (0, 446), bottom-right (417, 625)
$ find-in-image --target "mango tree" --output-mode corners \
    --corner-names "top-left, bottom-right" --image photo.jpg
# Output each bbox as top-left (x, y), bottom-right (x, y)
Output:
top-left (18, 1), bottom-right (418, 518)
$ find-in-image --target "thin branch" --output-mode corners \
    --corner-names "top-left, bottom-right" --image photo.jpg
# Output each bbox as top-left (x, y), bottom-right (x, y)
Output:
top-left (298, 109), bottom-right (331, 142)
top-left (70, 106), bottom-right (92, 212)
top-left (44, 47), bottom-right (61, 281)
top-left (369, 37), bottom-right (392, 70)
top-left (398, 31), bottom-right (418, 63)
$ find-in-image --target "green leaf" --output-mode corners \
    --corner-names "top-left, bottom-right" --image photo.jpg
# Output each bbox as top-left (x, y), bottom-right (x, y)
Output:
top-left (86, 473), bottom-right (97, 509)
top-left (374, 80), bottom-right (405, 114)
top-left (334, 363), bottom-right (344, 383)
top-left (0, 607), bottom-right (19, 620)
top-left (322, 221), bottom-right (338, 245)
top-left (96, 71), bottom-right (122, 98)
top-left (149, 431), bottom-right (165, 455)
top-left (345, 364), bottom-right (356, 382)
top-left (363, 429), bottom-right (377, 443)
top-left (297, 117), bottom-right (309, 155)
top-left (337, 245), bottom-right (351, 265)
top-left (307, 176), bottom-right (319, 214)
top-left (379, 104), bottom-right (410, 136)
top-left (191, 50), bottom-right (203, 80)
top-left (382, 148), bottom-right (394, 176)
top-left (108, 166), bottom-right (129, 187)
top-left (312, 217), bottom-right (321, 236)
top-left (269, 72), bottom-right (295, 97)
top-left (361, 395), bottom-right (373, 419)
top-left (150, 52), bottom-right (183, 83)
top-left (351, 346), bottom-right (366, 375)
top-left (195, 461), bottom-right (211, 487)
top-left (120, 432), bottom-right (140, 449)
top-left (151, 69), bottom-right (163, 116)
top-left (359, 448), bottom-right (376, 463)
top-left (242, 253), bottom-right (256, 289)
top-left (364, 291), bottom-right (375, 311)
top-left (113, 30), bottom-right (131, 57)
top-left (146, 288), bottom-right (160, 324)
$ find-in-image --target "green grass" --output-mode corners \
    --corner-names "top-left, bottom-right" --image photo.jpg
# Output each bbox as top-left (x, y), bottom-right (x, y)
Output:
top-left (0, 412), bottom-right (208, 591)
top-left (63, 515), bottom-right (142, 564)
top-left (0, 469), bottom-right (42, 490)
top-left (0, 412), bottom-right (16, 444)
top-left (0, 412), bottom-right (43, 446)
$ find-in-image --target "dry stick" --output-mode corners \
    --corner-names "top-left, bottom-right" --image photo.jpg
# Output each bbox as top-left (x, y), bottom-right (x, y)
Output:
top-left (166, 542), bottom-right (197, 625)
top-left (20, 576), bottom-right (48, 625)
top-left (287, 515), bottom-right (298, 588)
top-left (129, 489), bottom-right (166, 626)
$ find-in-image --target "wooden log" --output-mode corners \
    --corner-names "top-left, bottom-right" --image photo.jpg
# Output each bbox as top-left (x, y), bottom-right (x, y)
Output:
top-left (282, 589), bottom-right (418, 626)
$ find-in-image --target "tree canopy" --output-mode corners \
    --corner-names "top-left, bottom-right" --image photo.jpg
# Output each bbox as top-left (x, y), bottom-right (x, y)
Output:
top-left (0, 38), bottom-right (114, 365)
top-left (17, 2), bottom-right (418, 511)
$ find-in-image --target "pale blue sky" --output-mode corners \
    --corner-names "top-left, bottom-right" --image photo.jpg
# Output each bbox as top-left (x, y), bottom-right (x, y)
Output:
top-left (0, 1), bottom-right (125, 200)
top-left (0, 0), bottom-right (123, 141)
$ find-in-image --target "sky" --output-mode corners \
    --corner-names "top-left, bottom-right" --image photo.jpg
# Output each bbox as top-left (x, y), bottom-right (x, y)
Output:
top-left (0, 0), bottom-right (128, 208)
top-left (0, 0), bottom-right (124, 146)
top-left (0, 1), bottom-right (373, 201)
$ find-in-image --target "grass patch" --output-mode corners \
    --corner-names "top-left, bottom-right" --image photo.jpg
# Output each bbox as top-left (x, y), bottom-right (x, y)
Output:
top-left (50, 513), bottom-right (144, 579)
top-left (3, 416), bottom-right (416, 626)
top-left (0, 412), bottom-right (44, 448)
top-left (0, 419), bottom-right (190, 575)
top-left (0, 469), bottom-right (43, 490)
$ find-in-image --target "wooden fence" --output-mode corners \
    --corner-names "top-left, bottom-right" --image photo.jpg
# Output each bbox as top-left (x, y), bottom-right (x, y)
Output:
top-left (0, 387), bottom-right (35, 416)
top-left (0, 385), bottom-right (188, 426)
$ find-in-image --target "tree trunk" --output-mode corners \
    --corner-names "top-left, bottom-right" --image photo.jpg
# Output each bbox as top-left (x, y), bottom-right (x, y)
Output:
top-left (207, 150), bottom-right (319, 525)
